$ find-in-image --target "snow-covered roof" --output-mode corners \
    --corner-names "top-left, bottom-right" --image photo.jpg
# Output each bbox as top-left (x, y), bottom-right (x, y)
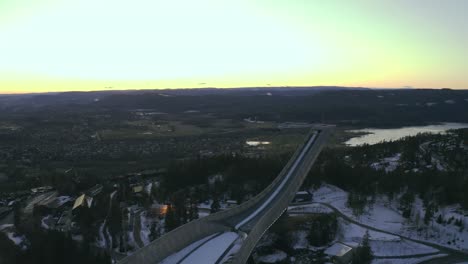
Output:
top-left (324, 242), bottom-right (353, 257)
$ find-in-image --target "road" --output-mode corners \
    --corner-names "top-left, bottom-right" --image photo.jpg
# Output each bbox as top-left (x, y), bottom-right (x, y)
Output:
top-left (294, 202), bottom-right (468, 263)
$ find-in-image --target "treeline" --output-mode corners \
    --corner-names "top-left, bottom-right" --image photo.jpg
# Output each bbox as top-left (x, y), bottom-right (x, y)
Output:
top-left (161, 154), bottom-right (290, 231)
top-left (92, 89), bottom-right (468, 127)
top-left (306, 130), bottom-right (468, 210)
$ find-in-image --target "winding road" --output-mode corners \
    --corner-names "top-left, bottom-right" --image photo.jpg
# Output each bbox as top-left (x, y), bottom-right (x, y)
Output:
top-left (290, 202), bottom-right (468, 263)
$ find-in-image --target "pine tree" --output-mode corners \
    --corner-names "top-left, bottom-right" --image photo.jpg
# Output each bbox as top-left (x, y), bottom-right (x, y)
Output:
top-left (399, 190), bottom-right (415, 219)
top-left (436, 214), bottom-right (444, 224)
top-left (164, 205), bottom-right (178, 232)
top-left (210, 199), bottom-right (220, 213)
top-left (352, 231), bottom-right (373, 264)
top-left (424, 202), bottom-right (435, 225)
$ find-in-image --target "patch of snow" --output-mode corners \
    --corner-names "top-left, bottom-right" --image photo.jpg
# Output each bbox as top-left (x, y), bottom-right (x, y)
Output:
top-left (6, 232), bottom-right (27, 249)
top-left (41, 215), bottom-right (53, 229)
top-left (0, 224), bottom-right (13, 230)
top-left (179, 232), bottom-right (239, 264)
top-left (313, 183), bottom-right (468, 252)
top-left (370, 153), bottom-right (401, 172)
top-left (288, 203), bottom-right (334, 215)
top-left (372, 253), bottom-right (448, 264)
top-left (219, 233), bottom-right (245, 263)
top-left (96, 221), bottom-right (106, 248)
top-left (401, 197), bottom-right (468, 251)
top-left (140, 212), bottom-right (151, 245)
top-left (127, 230), bottom-right (137, 250)
top-left (290, 230), bottom-right (309, 250)
top-left (145, 183), bottom-right (152, 195)
top-left (338, 218), bottom-right (400, 242)
top-left (256, 250), bottom-right (287, 263)
top-left (370, 240), bottom-right (438, 257)
top-left (160, 233), bottom-right (220, 264)
top-left (325, 242), bottom-right (352, 257)
top-left (56, 196), bottom-right (72, 206)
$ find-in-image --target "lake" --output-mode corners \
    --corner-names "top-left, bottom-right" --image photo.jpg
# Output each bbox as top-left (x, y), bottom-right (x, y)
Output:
top-left (345, 122), bottom-right (468, 146)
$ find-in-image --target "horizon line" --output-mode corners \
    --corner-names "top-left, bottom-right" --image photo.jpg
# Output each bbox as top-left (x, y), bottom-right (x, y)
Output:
top-left (0, 85), bottom-right (463, 96)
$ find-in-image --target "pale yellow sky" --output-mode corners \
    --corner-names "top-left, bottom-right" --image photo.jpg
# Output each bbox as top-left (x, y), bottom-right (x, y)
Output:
top-left (1, 0), bottom-right (467, 93)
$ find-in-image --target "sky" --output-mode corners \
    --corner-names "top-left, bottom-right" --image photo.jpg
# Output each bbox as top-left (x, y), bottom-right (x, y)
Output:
top-left (0, 0), bottom-right (467, 93)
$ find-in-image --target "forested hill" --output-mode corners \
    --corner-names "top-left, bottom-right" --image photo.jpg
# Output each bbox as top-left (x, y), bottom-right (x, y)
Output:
top-left (2, 88), bottom-right (468, 127)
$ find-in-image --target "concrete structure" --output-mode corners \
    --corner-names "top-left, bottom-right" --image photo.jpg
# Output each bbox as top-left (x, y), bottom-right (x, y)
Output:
top-left (118, 125), bottom-right (332, 264)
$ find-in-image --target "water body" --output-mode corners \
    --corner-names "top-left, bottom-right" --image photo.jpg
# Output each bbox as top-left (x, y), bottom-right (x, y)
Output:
top-left (345, 122), bottom-right (468, 146)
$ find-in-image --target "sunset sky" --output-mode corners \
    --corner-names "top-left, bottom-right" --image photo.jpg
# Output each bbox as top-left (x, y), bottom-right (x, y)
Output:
top-left (1, 0), bottom-right (467, 93)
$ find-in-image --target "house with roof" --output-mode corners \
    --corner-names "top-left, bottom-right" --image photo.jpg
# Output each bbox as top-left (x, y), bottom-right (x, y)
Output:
top-left (324, 242), bottom-right (354, 264)
top-left (72, 194), bottom-right (94, 211)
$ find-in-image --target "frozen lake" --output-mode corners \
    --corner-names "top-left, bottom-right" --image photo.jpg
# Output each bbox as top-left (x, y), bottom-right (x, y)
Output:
top-left (345, 122), bottom-right (468, 146)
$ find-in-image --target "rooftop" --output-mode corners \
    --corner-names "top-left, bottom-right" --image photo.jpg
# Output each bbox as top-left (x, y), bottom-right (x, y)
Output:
top-left (324, 242), bottom-right (353, 257)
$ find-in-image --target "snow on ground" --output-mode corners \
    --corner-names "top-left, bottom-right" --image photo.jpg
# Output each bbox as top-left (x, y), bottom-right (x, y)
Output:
top-left (312, 183), bottom-right (468, 252)
top-left (312, 184), bottom-right (405, 232)
top-left (256, 250), bottom-right (287, 263)
top-left (370, 240), bottom-right (438, 257)
top-left (197, 199), bottom-right (231, 218)
top-left (180, 232), bottom-right (239, 264)
top-left (338, 218), bottom-right (400, 243)
top-left (160, 233), bottom-right (220, 264)
top-left (41, 215), bottom-right (53, 229)
top-left (0, 224), bottom-right (13, 230)
top-left (140, 212), bottom-right (151, 245)
top-left (127, 230), bottom-right (137, 251)
top-left (401, 197), bottom-right (468, 251)
top-left (5, 231), bottom-right (28, 250)
top-left (145, 183), bottom-right (152, 195)
top-left (0, 225), bottom-right (29, 250)
top-left (312, 184), bottom-right (348, 212)
top-left (288, 203), bottom-right (334, 215)
top-left (372, 254), bottom-right (448, 264)
top-left (370, 153), bottom-right (401, 172)
top-left (55, 196), bottom-right (72, 206)
top-left (220, 234), bottom-right (245, 263)
top-left (290, 230), bottom-right (309, 250)
top-left (126, 210), bottom-right (138, 252)
top-left (96, 220), bottom-right (107, 248)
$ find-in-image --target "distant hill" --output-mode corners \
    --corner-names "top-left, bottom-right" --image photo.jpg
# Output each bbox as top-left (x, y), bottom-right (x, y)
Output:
top-left (1, 87), bottom-right (468, 128)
